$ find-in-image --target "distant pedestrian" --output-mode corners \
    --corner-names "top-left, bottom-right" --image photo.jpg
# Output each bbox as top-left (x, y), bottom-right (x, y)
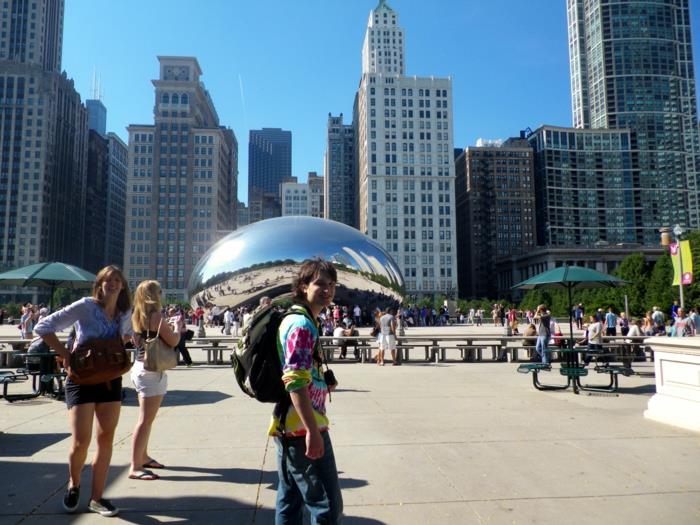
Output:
top-left (533, 304), bottom-right (551, 365)
top-left (605, 307), bottom-right (618, 336)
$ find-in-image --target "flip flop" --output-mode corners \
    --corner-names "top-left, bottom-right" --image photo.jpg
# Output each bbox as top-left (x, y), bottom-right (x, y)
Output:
top-left (142, 459), bottom-right (165, 469)
top-left (128, 470), bottom-right (159, 481)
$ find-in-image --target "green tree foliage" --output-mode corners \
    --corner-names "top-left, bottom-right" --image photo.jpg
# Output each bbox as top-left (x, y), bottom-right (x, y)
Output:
top-left (519, 289), bottom-right (554, 313)
top-left (644, 254), bottom-right (675, 312)
top-left (682, 230), bottom-right (700, 307)
top-left (613, 254), bottom-right (649, 311)
top-left (52, 287), bottom-right (86, 309)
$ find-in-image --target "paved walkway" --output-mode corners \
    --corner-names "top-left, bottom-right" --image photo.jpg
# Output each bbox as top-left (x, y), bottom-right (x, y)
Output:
top-left (1, 326), bottom-right (699, 524)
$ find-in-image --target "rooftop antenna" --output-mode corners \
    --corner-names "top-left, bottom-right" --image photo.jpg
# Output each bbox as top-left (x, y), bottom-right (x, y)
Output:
top-left (90, 68), bottom-right (104, 101)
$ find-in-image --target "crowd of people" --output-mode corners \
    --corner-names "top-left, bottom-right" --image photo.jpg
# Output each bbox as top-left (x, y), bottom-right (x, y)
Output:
top-left (6, 260), bottom-right (696, 522)
top-left (27, 262), bottom-right (342, 522)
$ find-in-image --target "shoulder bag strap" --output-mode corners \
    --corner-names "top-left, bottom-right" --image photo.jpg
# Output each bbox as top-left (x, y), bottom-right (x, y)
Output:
top-left (145, 312), bottom-right (163, 341)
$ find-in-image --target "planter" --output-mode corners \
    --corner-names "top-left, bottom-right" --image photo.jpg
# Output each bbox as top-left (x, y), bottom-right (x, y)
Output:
top-left (643, 337), bottom-right (700, 433)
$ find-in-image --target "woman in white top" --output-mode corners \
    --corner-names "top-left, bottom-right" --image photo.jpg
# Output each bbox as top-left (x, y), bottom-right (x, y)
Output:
top-left (584, 315), bottom-right (603, 366)
top-left (129, 280), bottom-right (180, 480)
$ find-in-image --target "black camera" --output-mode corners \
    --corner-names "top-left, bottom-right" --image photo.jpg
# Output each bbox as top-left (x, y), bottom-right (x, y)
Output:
top-left (323, 369), bottom-right (337, 387)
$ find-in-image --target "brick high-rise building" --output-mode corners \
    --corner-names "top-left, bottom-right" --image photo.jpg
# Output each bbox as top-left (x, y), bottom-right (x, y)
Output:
top-left (324, 114), bottom-right (355, 226)
top-left (124, 57), bottom-right (237, 300)
top-left (455, 138), bottom-right (536, 298)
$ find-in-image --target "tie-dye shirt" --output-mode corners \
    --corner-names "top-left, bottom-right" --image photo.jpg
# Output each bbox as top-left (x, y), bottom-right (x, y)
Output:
top-left (268, 304), bottom-right (329, 437)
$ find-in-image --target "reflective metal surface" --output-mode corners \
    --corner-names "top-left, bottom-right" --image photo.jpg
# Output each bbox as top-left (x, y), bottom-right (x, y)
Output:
top-left (188, 216), bottom-right (404, 310)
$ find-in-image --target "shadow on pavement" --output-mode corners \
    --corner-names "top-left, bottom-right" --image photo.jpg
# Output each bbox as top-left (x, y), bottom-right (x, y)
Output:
top-left (1, 462), bottom-right (376, 525)
top-left (616, 384), bottom-right (656, 395)
top-left (162, 465), bottom-right (369, 492)
top-left (121, 389), bottom-right (232, 407)
top-left (0, 432), bottom-right (70, 457)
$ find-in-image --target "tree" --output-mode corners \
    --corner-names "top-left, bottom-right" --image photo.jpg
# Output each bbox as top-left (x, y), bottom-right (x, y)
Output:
top-left (645, 254), bottom-right (675, 312)
top-left (606, 253), bottom-right (652, 316)
top-left (681, 230), bottom-right (700, 308)
top-left (519, 289), bottom-right (554, 314)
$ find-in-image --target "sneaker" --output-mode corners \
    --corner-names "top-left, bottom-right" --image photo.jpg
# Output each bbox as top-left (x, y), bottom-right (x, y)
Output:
top-left (62, 485), bottom-right (80, 513)
top-left (88, 498), bottom-right (119, 517)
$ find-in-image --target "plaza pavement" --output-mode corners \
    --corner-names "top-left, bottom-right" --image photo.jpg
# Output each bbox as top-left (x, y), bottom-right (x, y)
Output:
top-left (1, 323), bottom-right (699, 524)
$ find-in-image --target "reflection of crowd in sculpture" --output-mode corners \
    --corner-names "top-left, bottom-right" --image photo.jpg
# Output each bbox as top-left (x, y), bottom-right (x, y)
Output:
top-left (194, 267), bottom-right (297, 309)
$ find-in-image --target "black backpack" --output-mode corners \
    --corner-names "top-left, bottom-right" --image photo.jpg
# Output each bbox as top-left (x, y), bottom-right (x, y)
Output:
top-left (231, 305), bottom-right (315, 403)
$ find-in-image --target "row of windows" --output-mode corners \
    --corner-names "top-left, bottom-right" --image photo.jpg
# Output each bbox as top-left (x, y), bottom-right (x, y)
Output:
top-left (371, 87), bottom-right (448, 98)
top-left (160, 93), bottom-right (189, 105)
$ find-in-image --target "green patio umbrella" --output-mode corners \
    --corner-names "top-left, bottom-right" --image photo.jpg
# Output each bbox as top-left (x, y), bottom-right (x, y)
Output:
top-left (512, 265), bottom-right (629, 348)
top-left (0, 262), bottom-right (96, 310)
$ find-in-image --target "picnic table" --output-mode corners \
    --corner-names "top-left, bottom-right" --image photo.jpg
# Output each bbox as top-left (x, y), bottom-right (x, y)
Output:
top-left (0, 336), bottom-right (68, 367)
top-left (517, 338), bottom-right (648, 394)
top-left (319, 336), bottom-right (376, 362)
top-left (187, 336), bottom-right (240, 364)
top-left (7, 351), bottom-right (66, 401)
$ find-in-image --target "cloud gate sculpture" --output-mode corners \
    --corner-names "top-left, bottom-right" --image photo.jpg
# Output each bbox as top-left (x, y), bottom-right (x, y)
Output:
top-left (188, 216), bottom-right (404, 310)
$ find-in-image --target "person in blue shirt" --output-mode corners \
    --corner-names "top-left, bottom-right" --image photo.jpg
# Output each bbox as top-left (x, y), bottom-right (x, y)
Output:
top-left (605, 307), bottom-right (618, 337)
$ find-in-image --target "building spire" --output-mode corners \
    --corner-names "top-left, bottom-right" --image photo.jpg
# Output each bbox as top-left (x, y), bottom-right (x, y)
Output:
top-left (376, 0), bottom-right (393, 11)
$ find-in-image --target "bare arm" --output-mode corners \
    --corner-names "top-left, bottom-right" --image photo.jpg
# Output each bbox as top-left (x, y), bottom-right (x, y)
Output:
top-left (40, 333), bottom-right (70, 361)
top-left (290, 387), bottom-right (324, 459)
top-left (149, 312), bottom-right (181, 347)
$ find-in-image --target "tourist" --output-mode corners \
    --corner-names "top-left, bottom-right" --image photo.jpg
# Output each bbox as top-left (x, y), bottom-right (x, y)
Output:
top-left (129, 280), bottom-right (180, 481)
top-left (605, 307), bottom-right (618, 336)
top-left (270, 259), bottom-right (342, 524)
top-left (583, 314), bottom-right (604, 366)
top-left (533, 304), bottom-right (551, 365)
top-left (169, 306), bottom-right (192, 367)
top-left (379, 306), bottom-right (398, 366)
top-left (35, 265), bottom-right (132, 517)
top-left (670, 308), bottom-right (695, 337)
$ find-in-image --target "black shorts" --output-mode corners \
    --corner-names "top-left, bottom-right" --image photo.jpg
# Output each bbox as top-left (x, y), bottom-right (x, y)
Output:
top-left (64, 377), bottom-right (122, 409)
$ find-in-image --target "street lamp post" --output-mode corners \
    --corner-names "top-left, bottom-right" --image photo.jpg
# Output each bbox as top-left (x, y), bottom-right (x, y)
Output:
top-left (660, 224), bottom-right (685, 309)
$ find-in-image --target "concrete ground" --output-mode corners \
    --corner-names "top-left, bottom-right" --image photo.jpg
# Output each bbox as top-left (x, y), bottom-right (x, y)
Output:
top-left (1, 324), bottom-right (699, 524)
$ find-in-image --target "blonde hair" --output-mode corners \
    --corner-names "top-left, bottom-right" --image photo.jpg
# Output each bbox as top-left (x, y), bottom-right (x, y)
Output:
top-left (131, 280), bottom-right (162, 333)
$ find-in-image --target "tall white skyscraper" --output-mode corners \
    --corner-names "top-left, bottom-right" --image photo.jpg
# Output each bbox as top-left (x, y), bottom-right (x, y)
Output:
top-left (354, 1), bottom-right (457, 298)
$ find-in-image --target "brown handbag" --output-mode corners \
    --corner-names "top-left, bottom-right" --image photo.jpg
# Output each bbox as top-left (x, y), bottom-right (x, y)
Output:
top-left (67, 337), bottom-right (132, 385)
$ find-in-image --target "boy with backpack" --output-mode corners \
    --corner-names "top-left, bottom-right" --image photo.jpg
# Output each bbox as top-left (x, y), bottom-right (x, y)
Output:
top-left (270, 260), bottom-right (342, 524)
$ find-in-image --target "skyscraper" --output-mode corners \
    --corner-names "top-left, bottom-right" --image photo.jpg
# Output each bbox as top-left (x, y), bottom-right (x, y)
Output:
top-left (248, 128), bottom-right (291, 223)
top-left (84, 126), bottom-right (109, 273)
top-left (124, 57), bottom-right (238, 300)
top-left (455, 138), bottom-right (536, 298)
top-left (105, 132), bottom-right (127, 268)
top-left (567, 0), bottom-right (700, 235)
top-left (324, 114), bottom-right (355, 226)
top-left (354, 1), bottom-right (457, 298)
top-left (86, 99), bottom-right (107, 137)
top-left (307, 172), bottom-right (324, 218)
top-left (0, 0), bottom-right (88, 279)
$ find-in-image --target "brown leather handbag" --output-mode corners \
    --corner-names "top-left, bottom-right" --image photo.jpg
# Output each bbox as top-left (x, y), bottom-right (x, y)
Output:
top-left (67, 337), bottom-right (132, 385)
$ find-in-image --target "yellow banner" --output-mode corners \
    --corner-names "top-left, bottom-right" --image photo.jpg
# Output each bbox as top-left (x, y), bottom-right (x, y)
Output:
top-left (670, 240), bottom-right (693, 286)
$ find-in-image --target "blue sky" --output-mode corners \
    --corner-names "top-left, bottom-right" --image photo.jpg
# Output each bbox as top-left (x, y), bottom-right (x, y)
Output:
top-left (63, 0), bottom-right (700, 204)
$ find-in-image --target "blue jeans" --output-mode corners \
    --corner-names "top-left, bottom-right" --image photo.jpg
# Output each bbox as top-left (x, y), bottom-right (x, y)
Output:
top-left (536, 335), bottom-right (549, 364)
top-left (275, 432), bottom-right (343, 525)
